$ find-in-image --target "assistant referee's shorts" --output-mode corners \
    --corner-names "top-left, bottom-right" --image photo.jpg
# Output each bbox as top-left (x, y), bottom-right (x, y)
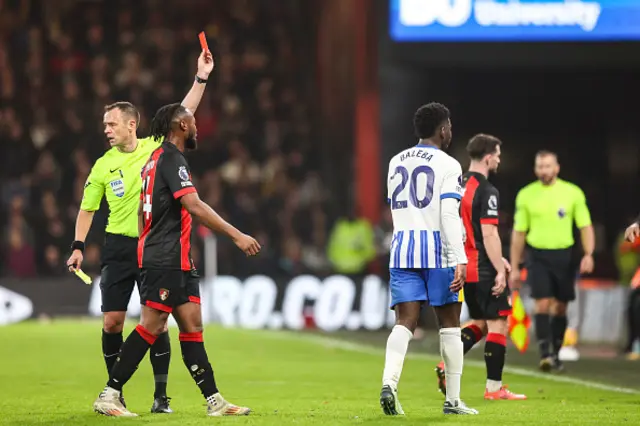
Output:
top-left (526, 247), bottom-right (576, 302)
top-left (99, 233), bottom-right (140, 312)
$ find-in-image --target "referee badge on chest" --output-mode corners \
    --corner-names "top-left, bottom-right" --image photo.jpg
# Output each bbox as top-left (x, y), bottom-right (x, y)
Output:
top-left (558, 207), bottom-right (566, 218)
top-left (109, 179), bottom-right (125, 198)
top-left (159, 288), bottom-right (170, 301)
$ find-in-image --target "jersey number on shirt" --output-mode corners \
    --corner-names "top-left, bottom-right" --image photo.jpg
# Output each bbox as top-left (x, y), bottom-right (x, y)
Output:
top-left (391, 165), bottom-right (435, 210)
top-left (142, 176), bottom-right (152, 221)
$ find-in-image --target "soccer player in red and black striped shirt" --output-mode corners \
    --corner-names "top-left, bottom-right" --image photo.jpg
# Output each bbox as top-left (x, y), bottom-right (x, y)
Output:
top-left (436, 134), bottom-right (526, 400)
top-left (93, 103), bottom-right (261, 417)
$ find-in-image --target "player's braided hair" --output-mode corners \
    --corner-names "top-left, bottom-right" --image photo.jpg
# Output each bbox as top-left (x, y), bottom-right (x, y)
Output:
top-left (149, 103), bottom-right (187, 141)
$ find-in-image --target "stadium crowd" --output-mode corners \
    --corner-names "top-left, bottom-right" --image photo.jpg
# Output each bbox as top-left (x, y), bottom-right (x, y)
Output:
top-left (0, 0), bottom-right (370, 279)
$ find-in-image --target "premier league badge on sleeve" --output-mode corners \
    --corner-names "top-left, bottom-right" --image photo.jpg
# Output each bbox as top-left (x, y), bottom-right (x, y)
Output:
top-left (178, 166), bottom-right (189, 181)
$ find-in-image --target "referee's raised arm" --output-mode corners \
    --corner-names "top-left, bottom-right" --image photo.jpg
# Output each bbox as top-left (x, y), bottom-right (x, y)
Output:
top-left (508, 150), bottom-right (594, 373)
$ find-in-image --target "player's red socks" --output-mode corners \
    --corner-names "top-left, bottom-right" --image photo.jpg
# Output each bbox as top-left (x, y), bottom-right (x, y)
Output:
top-left (107, 325), bottom-right (157, 391)
top-left (179, 332), bottom-right (219, 399)
top-left (102, 330), bottom-right (123, 374)
top-left (484, 332), bottom-right (507, 382)
top-left (461, 324), bottom-right (484, 354)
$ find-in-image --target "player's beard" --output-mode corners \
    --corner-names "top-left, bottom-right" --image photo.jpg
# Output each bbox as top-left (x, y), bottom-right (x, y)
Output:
top-left (442, 136), bottom-right (452, 151)
top-left (185, 132), bottom-right (197, 150)
top-left (537, 173), bottom-right (556, 185)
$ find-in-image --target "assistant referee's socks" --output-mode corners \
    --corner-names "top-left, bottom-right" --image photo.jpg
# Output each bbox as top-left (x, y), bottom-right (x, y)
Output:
top-left (150, 331), bottom-right (171, 398)
top-left (551, 315), bottom-right (568, 357)
top-left (108, 325), bottom-right (156, 391)
top-left (102, 330), bottom-right (123, 375)
top-left (534, 314), bottom-right (552, 358)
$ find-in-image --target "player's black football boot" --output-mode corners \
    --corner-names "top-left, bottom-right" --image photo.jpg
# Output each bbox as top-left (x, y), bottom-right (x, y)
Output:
top-left (151, 396), bottom-right (173, 413)
top-left (380, 385), bottom-right (404, 415)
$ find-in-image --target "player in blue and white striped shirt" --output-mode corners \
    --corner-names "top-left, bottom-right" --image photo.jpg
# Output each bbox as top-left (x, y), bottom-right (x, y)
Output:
top-left (379, 103), bottom-right (477, 416)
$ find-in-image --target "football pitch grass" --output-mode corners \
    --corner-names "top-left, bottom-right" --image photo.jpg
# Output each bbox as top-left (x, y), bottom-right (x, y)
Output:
top-left (1, 320), bottom-right (639, 425)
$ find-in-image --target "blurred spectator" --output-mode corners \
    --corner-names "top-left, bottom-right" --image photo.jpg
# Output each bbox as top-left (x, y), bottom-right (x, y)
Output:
top-left (327, 210), bottom-right (376, 275)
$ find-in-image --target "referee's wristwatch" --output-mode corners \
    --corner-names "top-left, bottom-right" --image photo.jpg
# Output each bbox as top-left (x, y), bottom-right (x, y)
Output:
top-left (71, 240), bottom-right (85, 253)
top-left (195, 75), bottom-right (208, 84)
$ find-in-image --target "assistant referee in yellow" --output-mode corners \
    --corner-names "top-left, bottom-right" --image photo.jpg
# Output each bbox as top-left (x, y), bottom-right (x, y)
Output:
top-left (509, 150), bottom-right (594, 373)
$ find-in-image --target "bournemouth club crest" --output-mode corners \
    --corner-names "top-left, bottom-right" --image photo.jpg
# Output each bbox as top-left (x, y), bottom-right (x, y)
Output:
top-left (159, 288), bottom-right (170, 301)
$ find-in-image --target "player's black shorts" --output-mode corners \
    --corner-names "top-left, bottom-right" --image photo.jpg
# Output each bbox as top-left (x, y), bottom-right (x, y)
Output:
top-left (526, 247), bottom-right (576, 302)
top-left (100, 233), bottom-right (140, 312)
top-left (464, 280), bottom-right (512, 320)
top-left (140, 268), bottom-right (201, 313)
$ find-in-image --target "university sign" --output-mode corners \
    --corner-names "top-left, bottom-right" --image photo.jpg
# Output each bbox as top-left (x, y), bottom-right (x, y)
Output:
top-left (390, 0), bottom-right (640, 41)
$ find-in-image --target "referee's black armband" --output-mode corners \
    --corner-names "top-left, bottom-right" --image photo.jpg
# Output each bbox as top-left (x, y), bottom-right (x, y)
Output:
top-left (71, 241), bottom-right (85, 252)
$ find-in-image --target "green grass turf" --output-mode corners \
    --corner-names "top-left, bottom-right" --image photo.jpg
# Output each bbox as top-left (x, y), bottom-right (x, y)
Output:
top-left (0, 319), bottom-right (638, 425)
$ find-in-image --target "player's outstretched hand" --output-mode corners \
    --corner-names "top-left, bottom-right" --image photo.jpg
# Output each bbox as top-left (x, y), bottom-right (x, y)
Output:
top-left (233, 233), bottom-right (261, 256)
top-left (197, 50), bottom-right (214, 78)
top-left (625, 222), bottom-right (640, 242)
top-left (66, 249), bottom-right (83, 272)
top-left (492, 272), bottom-right (507, 296)
top-left (449, 264), bottom-right (466, 292)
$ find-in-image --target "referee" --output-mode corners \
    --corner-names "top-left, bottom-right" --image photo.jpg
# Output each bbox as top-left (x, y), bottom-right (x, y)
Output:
top-left (66, 49), bottom-right (214, 412)
top-left (509, 151), bottom-right (594, 372)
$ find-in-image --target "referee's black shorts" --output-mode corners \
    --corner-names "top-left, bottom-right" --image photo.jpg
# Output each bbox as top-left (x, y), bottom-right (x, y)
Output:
top-left (526, 247), bottom-right (576, 302)
top-left (100, 233), bottom-right (140, 312)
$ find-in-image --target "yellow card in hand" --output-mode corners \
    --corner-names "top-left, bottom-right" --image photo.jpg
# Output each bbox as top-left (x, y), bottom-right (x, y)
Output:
top-left (74, 269), bottom-right (92, 285)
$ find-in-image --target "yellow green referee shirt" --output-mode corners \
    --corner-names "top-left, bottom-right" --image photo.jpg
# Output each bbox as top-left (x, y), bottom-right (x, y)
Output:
top-left (81, 136), bottom-right (160, 238)
top-left (513, 178), bottom-right (592, 250)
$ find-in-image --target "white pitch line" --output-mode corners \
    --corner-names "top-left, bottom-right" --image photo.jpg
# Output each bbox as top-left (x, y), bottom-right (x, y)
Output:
top-left (276, 332), bottom-right (640, 395)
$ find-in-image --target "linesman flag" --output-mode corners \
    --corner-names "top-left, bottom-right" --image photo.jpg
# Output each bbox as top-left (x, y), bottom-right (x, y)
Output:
top-left (508, 289), bottom-right (530, 353)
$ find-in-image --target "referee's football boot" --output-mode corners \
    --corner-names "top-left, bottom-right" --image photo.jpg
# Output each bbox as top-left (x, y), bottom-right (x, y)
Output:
top-left (539, 356), bottom-right (554, 372)
top-left (151, 395), bottom-right (173, 413)
top-left (380, 384), bottom-right (404, 415)
top-left (551, 355), bottom-right (565, 373)
top-left (443, 399), bottom-right (479, 415)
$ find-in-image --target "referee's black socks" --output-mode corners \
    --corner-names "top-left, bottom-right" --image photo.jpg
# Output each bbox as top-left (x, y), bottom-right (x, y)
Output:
top-left (108, 325), bottom-right (156, 391)
top-left (102, 330), bottom-right (123, 374)
top-left (534, 314), bottom-right (552, 358)
top-left (150, 331), bottom-right (171, 398)
top-left (179, 332), bottom-right (219, 399)
top-left (551, 315), bottom-right (568, 357)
